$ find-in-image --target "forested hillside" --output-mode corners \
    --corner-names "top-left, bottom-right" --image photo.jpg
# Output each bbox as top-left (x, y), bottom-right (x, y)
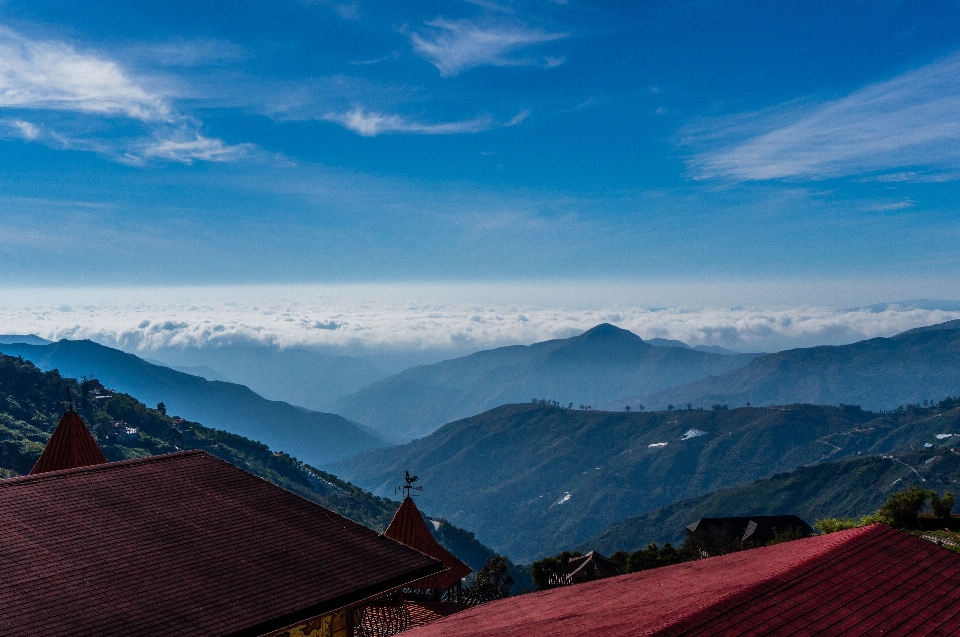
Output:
top-left (335, 400), bottom-right (960, 561)
top-left (580, 446), bottom-right (960, 553)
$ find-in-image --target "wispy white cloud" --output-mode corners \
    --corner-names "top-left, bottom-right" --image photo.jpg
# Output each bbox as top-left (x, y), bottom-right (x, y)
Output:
top-left (506, 109), bottom-right (530, 126)
top-left (688, 51), bottom-right (960, 181)
top-left (410, 18), bottom-right (567, 76)
top-left (1, 118), bottom-right (40, 140)
top-left (0, 27), bottom-right (252, 165)
top-left (0, 26), bottom-right (170, 120)
top-left (140, 132), bottom-right (253, 164)
top-left (324, 107), bottom-right (493, 136)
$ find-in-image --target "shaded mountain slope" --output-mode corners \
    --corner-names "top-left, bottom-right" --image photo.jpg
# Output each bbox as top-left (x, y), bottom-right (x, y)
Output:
top-left (152, 344), bottom-right (389, 412)
top-left (333, 401), bottom-right (960, 562)
top-left (331, 324), bottom-right (759, 441)
top-left (0, 339), bottom-right (387, 467)
top-left (629, 319), bottom-right (960, 411)
top-left (580, 447), bottom-right (960, 553)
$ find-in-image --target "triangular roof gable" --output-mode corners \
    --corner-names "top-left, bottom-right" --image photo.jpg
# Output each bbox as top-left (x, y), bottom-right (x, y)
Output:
top-left (384, 497), bottom-right (472, 590)
top-left (30, 410), bottom-right (107, 475)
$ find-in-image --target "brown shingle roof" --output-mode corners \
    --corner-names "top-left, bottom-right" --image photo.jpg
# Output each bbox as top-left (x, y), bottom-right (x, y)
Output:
top-left (383, 497), bottom-right (472, 590)
top-left (30, 409), bottom-right (107, 474)
top-left (0, 450), bottom-right (443, 636)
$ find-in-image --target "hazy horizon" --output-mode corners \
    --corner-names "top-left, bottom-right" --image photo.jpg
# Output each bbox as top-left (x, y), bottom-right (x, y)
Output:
top-left (3, 283), bottom-right (960, 364)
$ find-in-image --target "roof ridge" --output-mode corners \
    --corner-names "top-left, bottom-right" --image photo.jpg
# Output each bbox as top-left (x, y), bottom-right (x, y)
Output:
top-left (652, 525), bottom-right (901, 636)
top-left (2, 449), bottom-right (208, 486)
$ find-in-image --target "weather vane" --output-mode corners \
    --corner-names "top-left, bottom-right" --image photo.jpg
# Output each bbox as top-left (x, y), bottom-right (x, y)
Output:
top-left (395, 470), bottom-right (423, 498)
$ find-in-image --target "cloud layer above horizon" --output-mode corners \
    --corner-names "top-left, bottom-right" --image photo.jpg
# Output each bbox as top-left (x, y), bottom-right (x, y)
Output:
top-left (2, 286), bottom-right (958, 356)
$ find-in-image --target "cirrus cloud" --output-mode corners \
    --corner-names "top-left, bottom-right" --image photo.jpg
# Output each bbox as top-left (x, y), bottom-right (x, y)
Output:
top-left (0, 26), bottom-right (170, 120)
top-left (688, 51), bottom-right (960, 181)
top-left (323, 107), bottom-right (494, 136)
top-left (411, 18), bottom-right (567, 77)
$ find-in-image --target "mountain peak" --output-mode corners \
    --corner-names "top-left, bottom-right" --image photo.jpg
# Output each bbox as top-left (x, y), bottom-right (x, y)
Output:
top-left (576, 323), bottom-right (644, 343)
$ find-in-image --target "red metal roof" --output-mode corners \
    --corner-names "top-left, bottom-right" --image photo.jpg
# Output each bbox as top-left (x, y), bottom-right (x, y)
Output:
top-left (403, 524), bottom-right (960, 637)
top-left (30, 409), bottom-right (107, 474)
top-left (384, 497), bottom-right (472, 590)
top-left (0, 450), bottom-right (443, 636)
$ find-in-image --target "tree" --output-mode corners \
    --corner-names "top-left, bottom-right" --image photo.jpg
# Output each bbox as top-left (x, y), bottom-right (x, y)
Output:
top-left (156, 402), bottom-right (166, 415)
top-left (637, 404), bottom-right (645, 412)
top-left (624, 405), bottom-right (631, 412)
top-left (618, 543), bottom-right (682, 573)
top-left (667, 404), bottom-right (674, 411)
top-left (878, 485), bottom-right (929, 529)
top-left (711, 403), bottom-right (728, 412)
top-left (469, 556), bottom-right (514, 600)
top-left (931, 491), bottom-right (955, 518)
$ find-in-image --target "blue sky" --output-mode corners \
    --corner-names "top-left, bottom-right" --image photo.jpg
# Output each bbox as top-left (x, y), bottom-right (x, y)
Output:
top-left (2, 0), bottom-right (960, 296)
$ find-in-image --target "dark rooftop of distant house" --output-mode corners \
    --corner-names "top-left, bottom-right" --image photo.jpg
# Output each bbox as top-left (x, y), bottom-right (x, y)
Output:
top-left (686, 515), bottom-right (813, 544)
top-left (0, 450), bottom-right (444, 636)
top-left (403, 524), bottom-right (960, 637)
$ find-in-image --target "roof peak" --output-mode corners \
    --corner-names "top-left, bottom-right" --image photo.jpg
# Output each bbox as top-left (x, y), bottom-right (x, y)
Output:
top-left (29, 410), bottom-right (108, 475)
top-left (384, 496), bottom-right (472, 590)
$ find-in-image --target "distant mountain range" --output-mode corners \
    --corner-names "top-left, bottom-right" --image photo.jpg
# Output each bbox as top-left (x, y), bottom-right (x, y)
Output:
top-left (331, 324), bottom-right (761, 441)
top-left (332, 401), bottom-right (960, 562)
top-left (626, 319), bottom-right (960, 411)
top-left (580, 447), bottom-right (960, 553)
top-left (150, 344), bottom-right (390, 412)
top-left (646, 338), bottom-right (753, 355)
top-left (0, 338), bottom-right (387, 467)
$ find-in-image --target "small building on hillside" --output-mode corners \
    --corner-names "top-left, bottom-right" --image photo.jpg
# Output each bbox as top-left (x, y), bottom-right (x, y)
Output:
top-left (401, 524), bottom-right (960, 636)
top-left (2, 409), bottom-right (448, 637)
top-left (547, 551), bottom-right (620, 587)
top-left (686, 515), bottom-right (812, 544)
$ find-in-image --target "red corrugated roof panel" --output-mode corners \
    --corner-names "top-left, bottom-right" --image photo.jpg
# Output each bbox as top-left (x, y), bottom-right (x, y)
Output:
top-left (383, 497), bottom-right (472, 590)
top-left (403, 524), bottom-right (960, 637)
top-left (0, 450), bottom-right (444, 636)
top-left (30, 410), bottom-right (107, 474)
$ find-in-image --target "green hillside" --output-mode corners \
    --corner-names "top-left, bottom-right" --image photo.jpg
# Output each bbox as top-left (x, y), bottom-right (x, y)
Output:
top-left (580, 447), bottom-right (960, 553)
top-left (0, 352), bottom-right (496, 571)
top-left (628, 319), bottom-right (960, 411)
top-left (334, 400), bottom-right (960, 562)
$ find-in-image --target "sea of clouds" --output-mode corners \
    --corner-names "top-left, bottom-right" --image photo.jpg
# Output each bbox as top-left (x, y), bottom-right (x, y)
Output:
top-left (1, 284), bottom-right (958, 356)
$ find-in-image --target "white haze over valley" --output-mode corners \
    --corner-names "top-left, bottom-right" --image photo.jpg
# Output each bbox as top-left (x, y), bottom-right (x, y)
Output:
top-left (2, 283), bottom-right (959, 360)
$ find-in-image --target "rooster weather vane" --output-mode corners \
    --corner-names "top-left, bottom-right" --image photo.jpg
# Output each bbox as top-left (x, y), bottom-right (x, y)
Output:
top-left (395, 471), bottom-right (423, 498)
